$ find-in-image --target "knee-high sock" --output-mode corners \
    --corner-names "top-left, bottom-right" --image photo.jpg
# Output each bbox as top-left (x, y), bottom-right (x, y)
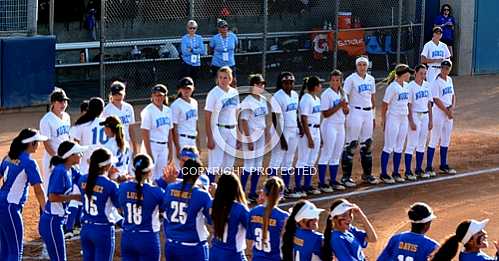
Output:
top-left (304, 166), bottom-right (313, 189)
top-left (295, 167), bottom-right (304, 190)
top-left (380, 151), bottom-right (390, 176)
top-left (241, 170), bottom-right (250, 191)
top-left (415, 151), bottom-right (424, 172)
top-left (329, 165), bottom-right (339, 185)
top-left (426, 147), bottom-right (435, 171)
top-left (207, 171), bottom-right (216, 183)
top-left (250, 171), bottom-right (260, 195)
top-left (281, 169), bottom-right (291, 189)
top-left (440, 146), bottom-right (448, 167)
top-left (393, 152), bottom-right (402, 174)
top-left (404, 153), bottom-right (412, 174)
top-left (318, 164), bottom-right (327, 186)
top-left (267, 167), bottom-right (277, 177)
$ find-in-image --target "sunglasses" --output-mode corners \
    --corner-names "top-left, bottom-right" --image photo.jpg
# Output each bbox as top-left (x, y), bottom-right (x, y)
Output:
top-left (255, 82), bottom-right (266, 86)
top-left (188, 27), bottom-right (197, 30)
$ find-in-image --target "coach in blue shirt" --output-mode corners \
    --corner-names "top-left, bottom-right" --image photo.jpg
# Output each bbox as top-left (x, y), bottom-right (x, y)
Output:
top-left (181, 20), bottom-right (206, 81)
top-left (210, 19), bottom-right (238, 80)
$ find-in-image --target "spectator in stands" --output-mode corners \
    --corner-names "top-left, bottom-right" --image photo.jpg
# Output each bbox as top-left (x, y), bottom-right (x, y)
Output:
top-left (210, 19), bottom-right (238, 81)
top-left (181, 20), bottom-right (206, 81)
top-left (434, 4), bottom-right (456, 56)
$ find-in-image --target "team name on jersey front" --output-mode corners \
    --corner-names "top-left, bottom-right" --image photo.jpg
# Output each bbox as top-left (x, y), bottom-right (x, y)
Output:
top-left (312, 105), bottom-right (321, 113)
top-left (254, 106), bottom-right (268, 117)
top-left (185, 109), bottom-right (197, 120)
top-left (442, 86), bottom-right (453, 95)
top-left (286, 102), bottom-right (298, 112)
top-left (431, 50), bottom-right (445, 58)
top-left (155, 117), bottom-right (171, 128)
top-left (415, 90), bottom-right (430, 100)
top-left (398, 92), bottom-right (409, 101)
top-left (358, 83), bottom-right (373, 93)
top-left (119, 115), bottom-right (133, 125)
top-left (222, 96), bottom-right (239, 108)
top-left (56, 125), bottom-right (70, 137)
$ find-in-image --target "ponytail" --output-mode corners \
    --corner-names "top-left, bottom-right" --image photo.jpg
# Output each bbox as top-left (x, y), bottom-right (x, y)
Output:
top-left (132, 154), bottom-right (154, 205)
top-left (50, 155), bottom-right (65, 167)
top-left (321, 215), bottom-right (334, 261)
top-left (8, 137), bottom-right (27, 161)
top-left (135, 170), bottom-right (145, 205)
top-left (383, 69), bottom-right (397, 84)
top-left (180, 159), bottom-right (202, 193)
top-left (262, 177), bottom-right (284, 241)
top-left (431, 220), bottom-right (470, 261)
top-left (86, 148), bottom-right (111, 199)
top-left (282, 200), bottom-right (306, 261)
top-left (114, 124), bottom-right (126, 153)
top-left (299, 77), bottom-right (308, 99)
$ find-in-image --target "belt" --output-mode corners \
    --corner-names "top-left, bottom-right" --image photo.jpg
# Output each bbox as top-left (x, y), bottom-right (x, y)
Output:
top-left (150, 140), bottom-right (167, 144)
top-left (83, 221), bottom-right (112, 226)
top-left (308, 124), bottom-right (320, 128)
top-left (124, 229), bottom-right (155, 233)
top-left (431, 65), bottom-right (441, 68)
top-left (180, 134), bottom-right (196, 139)
top-left (217, 124), bottom-right (236, 129)
top-left (167, 238), bottom-right (205, 246)
top-left (354, 106), bottom-right (372, 111)
top-left (415, 111), bottom-right (429, 114)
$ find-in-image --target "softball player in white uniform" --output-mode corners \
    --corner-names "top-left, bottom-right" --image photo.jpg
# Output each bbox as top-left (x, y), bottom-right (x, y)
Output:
top-left (70, 97), bottom-right (108, 174)
top-left (404, 65), bottom-right (433, 179)
top-left (171, 77), bottom-right (199, 169)
top-left (102, 81), bottom-right (138, 154)
top-left (426, 59), bottom-right (456, 176)
top-left (101, 115), bottom-right (131, 179)
top-left (240, 74), bottom-right (269, 200)
top-left (318, 70), bottom-right (349, 192)
top-left (380, 64), bottom-right (414, 184)
top-left (421, 27), bottom-right (451, 83)
top-left (341, 56), bottom-right (378, 187)
top-left (140, 84), bottom-right (174, 180)
top-left (39, 88), bottom-right (71, 191)
top-left (292, 76), bottom-right (323, 198)
top-left (205, 66), bottom-right (240, 182)
top-left (268, 72), bottom-right (300, 195)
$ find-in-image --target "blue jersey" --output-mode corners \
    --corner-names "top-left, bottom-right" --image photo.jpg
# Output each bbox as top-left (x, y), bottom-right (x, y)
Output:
top-left (377, 232), bottom-right (439, 261)
top-left (434, 15), bottom-right (455, 41)
top-left (118, 181), bottom-right (165, 232)
top-left (163, 181), bottom-right (212, 243)
top-left (212, 202), bottom-right (250, 253)
top-left (293, 228), bottom-right (323, 261)
top-left (79, 175), bottom-right (121, 225)
top-left (0, 152), bottom-right (42, 207)
top-left (44, 164), bottom-right (80, 217)
top-left (460, 251), bottom-right (498, 261)
top-left (247, 205), bottom-right (289, 260)
top-left (331, 226), bottom-right (368, 261)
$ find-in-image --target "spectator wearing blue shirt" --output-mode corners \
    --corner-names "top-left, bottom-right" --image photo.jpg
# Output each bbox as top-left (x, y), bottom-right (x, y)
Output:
top-left (210, 19), bottom-right (238, 81)
top-left (0, 129), bottom-right (47, 261)
top-left (39, 141), bottom-right (88, 261)
top-left (322, 199), bottom-right (377, 261)
top-left (282, 200), bottom-right (325, 261)
top-left (434, 4), bottom-right (456, 56)
top-left (378, 202), bottom-right (439, 261)
top-left (432, 219), bottom-right (499, 261)
top-left (181, 20), bottom-right (206, 81)
top-left (210, 172), bottom-right (250, 261)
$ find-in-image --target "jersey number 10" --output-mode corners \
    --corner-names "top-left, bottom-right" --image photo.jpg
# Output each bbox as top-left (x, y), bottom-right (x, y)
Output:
top-left (91, 127), bottom-right (108, 145)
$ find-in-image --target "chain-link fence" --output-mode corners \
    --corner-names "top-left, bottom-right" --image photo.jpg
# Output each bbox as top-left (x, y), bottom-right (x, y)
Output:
top-left (0, 0), bottom-right (36, 35)
top-left (51, 0), bottom-right (424, 101)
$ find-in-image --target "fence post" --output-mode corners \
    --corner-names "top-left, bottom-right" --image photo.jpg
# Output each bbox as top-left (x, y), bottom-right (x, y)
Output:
top-left (99, 0), bottom-right (106, 98)
top-left (262, 0), bottom-right (268, 77)
top-left (419, 0), bottom-right (425, 55)
top-left (49, 0), bottom-right (54, 35)
top-left (189, 0), bottom-right (194, 19)
top-left (397, 0), bottom-right (403, 64)
top-left (333, 0), bottom-right (339, 69)
top-left (27, 0), bottom-right (37, 35)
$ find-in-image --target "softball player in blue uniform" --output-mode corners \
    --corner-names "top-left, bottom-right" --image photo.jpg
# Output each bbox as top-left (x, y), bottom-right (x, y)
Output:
top-left (323, 199), bottom-right (377, 261)
top-left (163, 159), bottom-right (212, 261)
top-left (247, 177), bottom-right (289, 261)
top-left (0, 129), bottom-right (47, 261)
top-left (39, 141), bottom-right (88, 261)
top-left (79, 148), bottom-right (121, 261)
top-left (118, 154), bottom-right (165, 261)
top-left (378, 202), bottom-right (439, 261)
top-left (432, 219), bottom-right (499, 261)
top-left (210, 172), bottom-right (249, 261)
top-left (282, 200), bottom-right (324, 261)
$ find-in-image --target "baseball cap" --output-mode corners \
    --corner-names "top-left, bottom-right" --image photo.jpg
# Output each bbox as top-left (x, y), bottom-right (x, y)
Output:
top-left (249, 74), bottom-right (266, 86)
top-left (408, 202), bottom-right (436, 224)
top-left (441, 59), bottom-right (453, 67)
top-left (462, 219), bottom-right (489, 245)
top-left (21, 130), bottom-right (48, 144)
top-left (110, 81), bottom-right (126, 95)
top-left (50, 88), bottom-right (70, 102)
top-left (293, 201), bottom-right (324, 222)
top-left (280, 74), bottom-right (295, 82)
top-left (330, 201), bottom-right (356, 218)
top-left (178, 77), bottom-right (194, 89)
top-left (433, 26), bottom-right (443, 34)
top-left (152, 84), bottom-right (168, 96)
top-left (217, 19), bottom-right (228, 28)
top-left (99, 116), bottom-right (121, 128)
top-left (355, 56), bottom-right (369, 65)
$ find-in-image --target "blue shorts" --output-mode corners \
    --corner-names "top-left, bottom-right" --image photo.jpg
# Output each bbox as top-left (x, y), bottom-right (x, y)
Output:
top-left (210, 246), bottom-right (247, 261)
top-left (80, 223), bottom-right (115, 261)
top-left (0, 204), bottom-right (24, 261)
top-left (39, 213), bottom-right (66, 261)
top-left (165, 240), bottom-right (209, 261)
top-left (121, 231), bottom-right (160, 261)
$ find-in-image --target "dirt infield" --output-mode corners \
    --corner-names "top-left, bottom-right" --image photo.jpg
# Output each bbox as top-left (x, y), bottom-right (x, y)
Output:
top-left (1, 74), bottom-right (498, 260)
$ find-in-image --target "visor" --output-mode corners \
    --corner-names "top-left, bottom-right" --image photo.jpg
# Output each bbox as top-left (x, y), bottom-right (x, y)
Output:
top-left (62, 144), bottom-right (89, 159)
top-left (294, 201), bottom-right (324, 222)
top-left (330, 202), bottom-right (356, 218)
top-left (22, 132), bottom-right (49, 144)
top-left (462, 219), bottom-right (489, 245)
top-left (356, 57), bottom-right (369, 65)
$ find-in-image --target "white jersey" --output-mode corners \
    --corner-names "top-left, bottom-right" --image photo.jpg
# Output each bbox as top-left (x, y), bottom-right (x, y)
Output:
top-left (299, 93), bottom-right (321, 125)
top-left (70, 117), bottom-right (108, 173)
top-left (408, 80), bottom-right (432, 112)
top-left (383, 81), bottom-right (410, 116)
top-left (39, 111), bottom-right (71, 154)
top-left (240, 94), bottom-right (268, 131)
top-left (104, 137), bottom-right (131, 176)
top-left (320, 88), bottom-right (348, 124)
top-left (171, 97), bottom-right (198, 136)
top-left (421, 40), bottom-right (451, 68)
top-left (431, 76), bottom-right (454, 107)
top-left (344, 72), bottom-right (376, 108)
top-left (102, 102), bottom-right (135, 141)
top-left (140, 103), bottom-right (173, 142)
top-left (271, 89), bottom-right (299, 128)
top-left (204, 86), bottom-right (239, 125)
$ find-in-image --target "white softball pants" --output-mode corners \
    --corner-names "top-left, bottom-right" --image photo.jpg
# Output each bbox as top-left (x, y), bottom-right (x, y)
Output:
top-left (268, 127), bottom-right (299, 171)
top-left (382, 113), bottom-right (408, 154)
top-left (243, 133), bottom-right (266, 172)
top-left (405, 112), bottom-right (430, 154)
top-left (429, 107), bottom-right (453, 148)
top-left (296, 127), bottom-right (321, 168)
top-left (318, 123), bottom-right (345, 165)
top-left (208, 127), bottom-right (236, 174)
top-left (346, 108), bottom-right (374, 143)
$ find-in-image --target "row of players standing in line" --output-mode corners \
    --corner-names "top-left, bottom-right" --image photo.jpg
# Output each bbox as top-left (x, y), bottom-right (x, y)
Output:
top-left (1, 130), bottom-right (498, 261)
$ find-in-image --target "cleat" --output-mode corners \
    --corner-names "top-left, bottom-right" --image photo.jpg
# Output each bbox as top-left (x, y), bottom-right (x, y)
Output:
top-left (381, 175), bottom-right (395, 184)
top-left (362, 175), bottom-right (380, 185)
top-left (340, 178), bottom-right (357, 188)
